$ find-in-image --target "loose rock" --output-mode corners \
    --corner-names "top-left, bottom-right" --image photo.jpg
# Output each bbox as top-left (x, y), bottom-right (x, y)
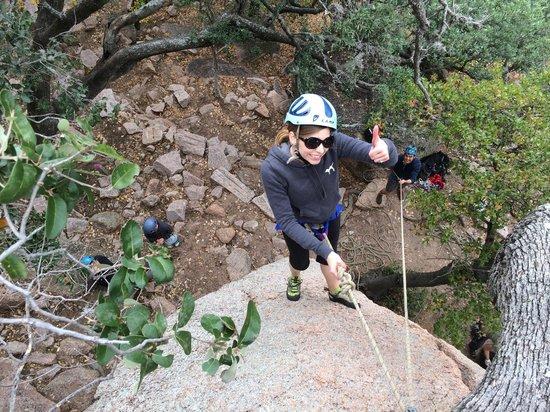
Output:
top-left (90, 212), bottom-right (123, 232)
top-left (175, 130), bottom-right (207, 157)
top-left (142, 126), bottom-right (164, 145)
top-left (205, 203), bottom-right (226, 218)
top-left (211, 169), bottom-right (255, 203)
top-left (166, 200), bottom-right (187, 223)
top-left (216, 227), bottom-right (236, 244)
top-left (184, 185), bottom-right (207, 202)
top-left (153, 150), bottom-right (184, 176)
top-left (43, 367), bottom-right (100, 412)
top-left (225, 248), bottom-right (252, 281)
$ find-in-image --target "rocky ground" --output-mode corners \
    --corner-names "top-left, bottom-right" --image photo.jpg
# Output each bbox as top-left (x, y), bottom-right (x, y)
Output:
top-left (0, 7), bottom-right (460, 411)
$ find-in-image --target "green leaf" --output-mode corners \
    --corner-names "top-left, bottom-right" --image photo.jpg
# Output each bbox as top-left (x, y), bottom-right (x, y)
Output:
top-left (177, 291), bottom-right (195, 328)
top-left (154, 313), bottom-right (167, 335)
top-left (125, 349), bottom-right (147, 366)
top-left (146, 256), bottom-right (174, 284)
top-left (133, 268), bottom-right (148, 289)
top-left (152, 352), bottom-right (174, 368)
top-left (125, 304), bottom-right (150, 334)
top-left (45, 195), bottom-right (67, 239)
top-left (122, 256), bottom-right (141, 271)
top-left (202, 358), bottom-right (220, 376)
top-left (221, 316), bottom-right (236, 332)
top-left (121, 220), bottom-right (142, 258)
top-left (201, 314), bottom-right (223, 338)
top-left (220, 357), bottom-right (238, 383)
top-left (108, 267), bottom-right (126, 300)
top-left (0, 161), bottom-right (37, 204)
top-left (36, 143), bottom-right (55, 160)
top-left (96, 301), bottom-right (120, 327)
top-left (141, 323), bottom-right (160, 339)
top-left (1, 254), bottom-right (28, 280)
top-left (0, 89), bottom-right (36, 149)
top-left (175, 330), bottom-right (192, 355)
top-left (93, 144), bottom-right (125, 161)
top-left (138, 357), bottom-right (158, 389)
top-left (57, 119), bottom-right (70, 132)
top-left (237, 300), bottom-right (261, 348)
top-left (96, 344), bottom-right (116, 365)
top-left (111, 162), bottom-right (140, 189)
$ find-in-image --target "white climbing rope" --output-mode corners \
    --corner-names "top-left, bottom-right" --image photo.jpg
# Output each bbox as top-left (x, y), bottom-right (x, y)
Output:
top-left (323, 236), bottom-right (405, 410)
top-left (399, 181), bottom-right (415, 408)
top-left (319, 178), bottom-right (417, 411)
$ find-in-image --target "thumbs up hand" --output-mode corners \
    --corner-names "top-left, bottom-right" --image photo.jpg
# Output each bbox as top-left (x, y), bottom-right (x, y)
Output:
top-left (368, 124), bottom-right (389, 163)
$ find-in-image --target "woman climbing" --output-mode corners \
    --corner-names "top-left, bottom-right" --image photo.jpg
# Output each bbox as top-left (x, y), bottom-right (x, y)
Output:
top-left (261, 93), bottom-right (398, 308)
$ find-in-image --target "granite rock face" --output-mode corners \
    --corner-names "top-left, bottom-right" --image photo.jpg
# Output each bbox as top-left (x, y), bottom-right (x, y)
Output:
top-left (89, 259), bottom-right (482, 411)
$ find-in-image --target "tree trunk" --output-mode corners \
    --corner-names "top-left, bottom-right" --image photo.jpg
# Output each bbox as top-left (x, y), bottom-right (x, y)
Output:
top-left (455, 204), bottom-right (550, 411)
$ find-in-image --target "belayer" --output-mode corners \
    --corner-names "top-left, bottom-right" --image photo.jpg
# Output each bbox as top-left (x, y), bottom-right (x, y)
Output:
top-left (261, 94), bottom-right (398, 308)
top-left (376, 145), bottom-right (421, 204)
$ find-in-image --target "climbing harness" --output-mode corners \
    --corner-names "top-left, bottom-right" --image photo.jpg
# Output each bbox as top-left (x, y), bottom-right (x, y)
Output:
top-left (321, 180), bottom-right (416, 411)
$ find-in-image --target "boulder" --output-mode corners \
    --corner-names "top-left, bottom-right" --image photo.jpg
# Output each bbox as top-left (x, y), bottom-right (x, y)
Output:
top-left (0, 379), bottom-right (58, 411)
top-left (216, 227), bottom-right (236, 244)
top-left (65, 218), bottom-right (88, 236)
top-left (175, 130), bottom-right (207, 157)
top-left (184, 185), bottom-right (207, 202)
top-left (153, 151), bottom-right (184, 177)
top-left (210, 169), bottom-right (255, 203)
top-left (205, 202), bottom-right (226, 218)
top-left (89, 259), bottom-right (483, 411)
top-left (149, 296), bottom-right (177, 315)
top-left (166, 200), bottom-right (187, 223)
top-left (80, 49), bottom-right (98, 69)
top-left (141, 195), bottom-right (160, 207)
top-left (355, 179), bottom-right (387, 209)
top-left (0, 358), bottom-right (18, 381)
top-left (57, 338), bottom-right (92, 364)
top-left (225, 248), bottom-right (251, 281)
top-left (142, 126), bottom-right (164, 145)
top-left (242, 220), bottom-right (259, 233)
top-left (0, 286), bottom-right (25, 310)
top-left (123, 122), bottom-right (141, 135)
top-left (198, 103), bottom-right (215, 115)
top-left (207, 136), bottom-right (231, 171)
top-left (42, 367), bottom-right (100, 411)
top-left (254, 103), bottom-right (270, 118)
top-left (252, 193), bottom-right (275, 220)
top-left (90, 212), bottom-right (123, 232)
top-left (181, 171), bottom-right (204, 187)
top-left (93, 89), bottom-right (119, 118)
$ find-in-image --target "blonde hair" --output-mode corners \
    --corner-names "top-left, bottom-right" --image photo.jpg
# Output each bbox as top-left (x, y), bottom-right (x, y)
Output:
top-left (274, 124), bottom-right (323, 145)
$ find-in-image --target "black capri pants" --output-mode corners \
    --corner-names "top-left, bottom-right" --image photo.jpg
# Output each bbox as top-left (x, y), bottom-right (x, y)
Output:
top-left (282, 216), bottom-right (341, 271)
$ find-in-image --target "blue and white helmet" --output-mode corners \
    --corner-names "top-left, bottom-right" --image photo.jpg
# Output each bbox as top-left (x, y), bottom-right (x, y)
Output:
top-left (284, 94), bottom-right (337, 129)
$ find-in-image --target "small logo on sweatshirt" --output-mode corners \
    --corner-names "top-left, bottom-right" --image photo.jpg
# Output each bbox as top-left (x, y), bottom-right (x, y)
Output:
top-left (325, 163), bottom-right (335, 175)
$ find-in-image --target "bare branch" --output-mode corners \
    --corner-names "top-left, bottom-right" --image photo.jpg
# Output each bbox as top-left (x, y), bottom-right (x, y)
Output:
top-left (103, 0), bottom-right (171, 57)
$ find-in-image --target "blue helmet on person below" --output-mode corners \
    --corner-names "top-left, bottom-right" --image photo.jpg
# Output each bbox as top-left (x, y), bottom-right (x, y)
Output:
top-left (284, 94), bottom-right (337, 129)
top-left (143, 217), bottom-right (158, 235)
top-left (81, 255), bottom-right (94, 265)
top-left (405, 145), bottom-right (417, 156)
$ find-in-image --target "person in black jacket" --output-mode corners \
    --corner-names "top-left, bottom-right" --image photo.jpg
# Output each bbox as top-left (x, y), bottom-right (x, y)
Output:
top-left (142, 216), bottom-right (181, 247)
top-left (376, 145), bottom-right (421, 203)
top-left (81, 255), bottom-right (115, 288)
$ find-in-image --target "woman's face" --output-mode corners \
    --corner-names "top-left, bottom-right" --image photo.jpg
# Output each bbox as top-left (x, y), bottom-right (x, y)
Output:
top-left (289, 126), bottom-right (332, 165)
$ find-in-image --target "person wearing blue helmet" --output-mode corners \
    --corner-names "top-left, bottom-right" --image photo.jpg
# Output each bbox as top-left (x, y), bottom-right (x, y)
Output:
top-left (261, 93), bottom-right (398, 308)
top-left (143, 216), bottom-right (181, 247)
top-left (376, 145), bottom-right (421, 204)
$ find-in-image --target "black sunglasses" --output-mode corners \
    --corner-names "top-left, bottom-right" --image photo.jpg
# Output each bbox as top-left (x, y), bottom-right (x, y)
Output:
top-left (299, 134), bottom-right (335, 150)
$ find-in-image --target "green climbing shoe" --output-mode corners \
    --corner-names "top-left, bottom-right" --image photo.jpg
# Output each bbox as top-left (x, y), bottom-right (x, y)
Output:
top-left (328, 289), bottom-right (359, 309)
top-left (286, 276), bottom-right (302, 301)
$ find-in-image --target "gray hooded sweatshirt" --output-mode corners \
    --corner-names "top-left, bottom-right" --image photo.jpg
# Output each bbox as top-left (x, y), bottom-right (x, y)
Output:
top-left (261, 131), bottom-right (398, 260)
